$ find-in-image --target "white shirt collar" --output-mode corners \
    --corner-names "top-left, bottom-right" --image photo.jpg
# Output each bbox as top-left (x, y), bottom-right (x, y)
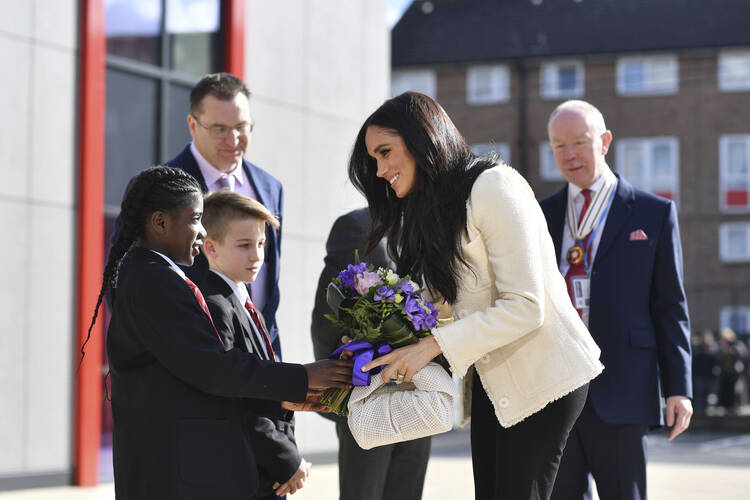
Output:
top-left (567, 165), bottom-right (617, 202)
top-left (190, 142), bottom-right (244, 190)
top-left (149, 249), bottom-right (186, 278)
top-left (210, 269), bottom-right (250, 305)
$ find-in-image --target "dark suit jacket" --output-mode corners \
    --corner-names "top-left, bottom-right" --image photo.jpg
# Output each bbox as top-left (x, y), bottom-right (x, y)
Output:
top-left (202, 270), bottom-right (301, 495)
top-left (165, 144), bottom-right (285, 357)
top-left (540, 175), bottom-right (692, 426)
top-left (310, 208), bottom-right (390, 424)
top-left (310, 208), bottom-right (390, 363)
top-left (107, 247), bottom-right (307, 499)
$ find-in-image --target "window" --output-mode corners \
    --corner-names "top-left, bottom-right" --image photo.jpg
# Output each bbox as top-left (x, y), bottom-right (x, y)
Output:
top-left (719, 223), bottom-right (750, 262)
top-left (720, 135), bottom-right (750, 212)
top-left (105, 0), bottom-right (223, 215)
top-left (391, 69), bottom-right (437, 98)
top-left (616, 55), bottom-right (678, 96)
top-left (540, 60), bottom-right (584, 99)
top-left (720, 306), bottom-right (750, 335)
top-left (470, 142), bottom-right (510, 164)
top-left (466, 65), bottom-right (510, 105)
top-left (719, 50), bottom-right (750, 92)
top-left (539, 141), bottom-right (564, 181)
top-left (615, 138), bottom-right (679, 202)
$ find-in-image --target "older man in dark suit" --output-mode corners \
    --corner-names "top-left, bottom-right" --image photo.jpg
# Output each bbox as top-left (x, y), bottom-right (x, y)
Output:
top-left (311, 208), bottom-right (431, 500)
top-left (541, 100), bottom-right (693, 500)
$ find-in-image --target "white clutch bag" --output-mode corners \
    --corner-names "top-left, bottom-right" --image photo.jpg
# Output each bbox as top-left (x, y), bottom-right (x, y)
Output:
top-left (347, 362), bottom-right (458, 450)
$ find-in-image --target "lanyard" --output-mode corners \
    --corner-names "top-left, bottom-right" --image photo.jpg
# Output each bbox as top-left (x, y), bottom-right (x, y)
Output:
top-left (580, 185), bottom-right (617, 273)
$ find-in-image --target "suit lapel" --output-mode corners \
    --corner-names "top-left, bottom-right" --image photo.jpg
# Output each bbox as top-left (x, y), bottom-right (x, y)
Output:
top-left (594, 174), bottom-right (635, 265)
top-left (177, 145), bottom-right (209, 192)
top-left (243, 160), bottom-right (271, 208)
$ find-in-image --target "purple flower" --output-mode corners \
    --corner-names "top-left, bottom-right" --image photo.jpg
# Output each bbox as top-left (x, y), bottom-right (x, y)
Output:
top-left (338, 262), bottom-right (368, 289)
top-left (404, 296), bottom-right (422, 316)
top-left (374, 286), bottom-right (395, 302)
top-left (354, 270), bottom-right (383, 295)
top-left (398, 281), bottom-right (415, 294)
top-left (337, 269), bottom-right (355, 288)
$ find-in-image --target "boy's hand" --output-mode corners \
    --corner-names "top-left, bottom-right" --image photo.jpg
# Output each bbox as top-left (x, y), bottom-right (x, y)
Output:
top-left (282, 390), bottom-right (329, 412)
top-left (273, 459), bottom-right (311, 496)
top-left (303, 359), bottom-right (353, 389)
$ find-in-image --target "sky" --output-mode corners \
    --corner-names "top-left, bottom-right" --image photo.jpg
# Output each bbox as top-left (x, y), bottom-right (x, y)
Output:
top-left (388, 0), bottom-right (413, 27)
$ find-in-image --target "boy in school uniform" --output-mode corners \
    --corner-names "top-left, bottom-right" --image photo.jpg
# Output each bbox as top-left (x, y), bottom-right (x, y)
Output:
top-left (200, 190), bottom-right (310, 498)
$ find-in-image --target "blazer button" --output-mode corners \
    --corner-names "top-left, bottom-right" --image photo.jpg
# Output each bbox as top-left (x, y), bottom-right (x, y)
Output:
top-left (498, 397), bottom-right (510, 408)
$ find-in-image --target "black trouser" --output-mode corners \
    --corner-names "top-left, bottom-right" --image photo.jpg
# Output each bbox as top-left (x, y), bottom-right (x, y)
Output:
top-left (471, 371), bottom-right (588, 500)
top-left (336, 420), bottom-right (431, 500)
top-left (550, 401), bottom-right (648, 500)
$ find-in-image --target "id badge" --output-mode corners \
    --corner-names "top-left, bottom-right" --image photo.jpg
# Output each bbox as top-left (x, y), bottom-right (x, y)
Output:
top-left (571, 276), bottom-right (590, 310)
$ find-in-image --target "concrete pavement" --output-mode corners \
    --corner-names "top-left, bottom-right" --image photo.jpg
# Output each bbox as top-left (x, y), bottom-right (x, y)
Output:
top-left (1, 429), bottom-right (749, 499)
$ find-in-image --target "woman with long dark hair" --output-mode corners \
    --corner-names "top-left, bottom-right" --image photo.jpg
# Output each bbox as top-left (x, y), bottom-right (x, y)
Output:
top-left (351, 92), bottom-right (604, 499)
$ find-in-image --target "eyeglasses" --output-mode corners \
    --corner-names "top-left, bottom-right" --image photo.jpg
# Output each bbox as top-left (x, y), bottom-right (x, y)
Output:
top-left (191, 114), bottom-right (254, 139)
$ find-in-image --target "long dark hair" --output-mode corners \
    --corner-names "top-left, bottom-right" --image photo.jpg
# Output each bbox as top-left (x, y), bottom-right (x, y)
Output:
top-left (80, 166), bottom-right (202, 365)
top-left (348, 92), bottom-right (498, 303)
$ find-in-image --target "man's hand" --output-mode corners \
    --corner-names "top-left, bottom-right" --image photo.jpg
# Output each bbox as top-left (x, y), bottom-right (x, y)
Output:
top-left (282, 389), bottom-right (329, 412)
top-left (666, 395), bottom-right (693, 440)
top-left (273, 459), bottom-right (311, 496)
top-left (303, 359), bottom-right (353, 389)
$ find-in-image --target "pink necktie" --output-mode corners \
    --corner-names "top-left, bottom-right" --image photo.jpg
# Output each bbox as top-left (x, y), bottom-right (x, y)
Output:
top-left (184, 277), bottom-right (225, 347)
top-left (565, 189), bottom-right (592, 317)
top-left (215, 174), bottom-right (233, 191)
top-left (244, 298), bottom-right (276, 361)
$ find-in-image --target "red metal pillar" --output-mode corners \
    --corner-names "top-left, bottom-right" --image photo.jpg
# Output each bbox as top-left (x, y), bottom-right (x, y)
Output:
top-left (74, 0), bottom-right (106, 486)
top-left (224, 0), bottom-right (246, 77)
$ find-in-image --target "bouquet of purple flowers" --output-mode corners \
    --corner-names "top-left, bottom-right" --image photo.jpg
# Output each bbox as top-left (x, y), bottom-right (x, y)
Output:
top-left (320, 261), bottom-right (440, 415)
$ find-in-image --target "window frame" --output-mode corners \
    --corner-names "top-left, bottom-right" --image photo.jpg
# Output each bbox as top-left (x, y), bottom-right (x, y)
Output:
top-left (719, 222), bottom-right (750, 263)
top-left (615, 137), bottom-right (680, 204)
top-left (718, 49), bottom-right (750, 92)
top-left (540, 59), bottom-right (585, 99)
top-left (720, 306), bottom-right (750, 335)
top-left (104, 0), bottom-right (225, 215)
top-left (719, 134), bottom-right (750, 213)
top-left (539, 141), bottom-right (564, 182)
top-left (465, 64), bottom-right (510, 105)
top-left (470, 142), bottom-right (511, 164)
top-left (391, 68), bottom-right (437, 99)
top-left (616, 55), bottom-right (679, 96)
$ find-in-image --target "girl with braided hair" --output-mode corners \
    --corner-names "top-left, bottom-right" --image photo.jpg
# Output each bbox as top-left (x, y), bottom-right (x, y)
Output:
top-left (85, 166), bottom-right (352, 499)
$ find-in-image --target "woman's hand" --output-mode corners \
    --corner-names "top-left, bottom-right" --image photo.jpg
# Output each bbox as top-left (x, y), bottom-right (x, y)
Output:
top-left (360, 335), bottom-right (442, 383)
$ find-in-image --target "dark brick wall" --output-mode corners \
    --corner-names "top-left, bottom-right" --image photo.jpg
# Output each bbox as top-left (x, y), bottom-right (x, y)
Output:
top-left (428, 51), bottom-right (750, 333)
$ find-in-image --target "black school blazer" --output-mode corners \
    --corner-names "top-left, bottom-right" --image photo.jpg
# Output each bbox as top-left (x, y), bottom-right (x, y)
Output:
top-left (202, 271), bottom-right (302, 492)
top-left (107, 247), bottom-right (307, 499)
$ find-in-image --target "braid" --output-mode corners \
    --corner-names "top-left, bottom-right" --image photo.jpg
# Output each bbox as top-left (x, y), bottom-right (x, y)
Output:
top-left (79, 166), bottom-right (201, 368)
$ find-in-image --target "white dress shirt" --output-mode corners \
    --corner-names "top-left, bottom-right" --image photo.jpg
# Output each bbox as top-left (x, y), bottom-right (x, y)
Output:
top-left (558, 167), bottom-right (617, 327)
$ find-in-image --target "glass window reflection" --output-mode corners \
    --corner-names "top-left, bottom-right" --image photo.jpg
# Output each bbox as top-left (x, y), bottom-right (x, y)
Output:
top-left (106, 0), bottom-right (163, 65)
top-left (167, 0), bottom-right (222, 76)
top-left (105, 70), bottom-right (160, 214)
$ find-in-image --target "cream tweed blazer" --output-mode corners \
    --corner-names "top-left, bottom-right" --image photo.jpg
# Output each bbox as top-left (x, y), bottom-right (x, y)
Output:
top-left (432, 164), bottom-right (604, 427)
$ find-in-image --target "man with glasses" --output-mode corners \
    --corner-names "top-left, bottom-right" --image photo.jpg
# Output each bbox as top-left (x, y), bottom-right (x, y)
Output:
top-left (169, 72), bottom-right (282, 359)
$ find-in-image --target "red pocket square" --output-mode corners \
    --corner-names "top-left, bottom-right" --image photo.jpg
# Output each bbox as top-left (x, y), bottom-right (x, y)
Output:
top-left (629, 229), bottom-right (648, 241)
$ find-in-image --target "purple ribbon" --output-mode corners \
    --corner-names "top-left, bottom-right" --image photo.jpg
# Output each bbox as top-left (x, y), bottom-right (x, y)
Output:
top-left (329, 340), bottom-right (392, 386)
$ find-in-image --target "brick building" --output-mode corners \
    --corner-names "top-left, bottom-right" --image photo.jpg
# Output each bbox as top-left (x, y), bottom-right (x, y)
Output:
top-left (391, 0), bottom-right (750, 336)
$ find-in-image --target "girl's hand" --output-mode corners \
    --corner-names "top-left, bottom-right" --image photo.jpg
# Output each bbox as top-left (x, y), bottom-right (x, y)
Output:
top-left (361, 336), bottom-right (442, 383)
top-left (338, 336), bottom-right (354, 360)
